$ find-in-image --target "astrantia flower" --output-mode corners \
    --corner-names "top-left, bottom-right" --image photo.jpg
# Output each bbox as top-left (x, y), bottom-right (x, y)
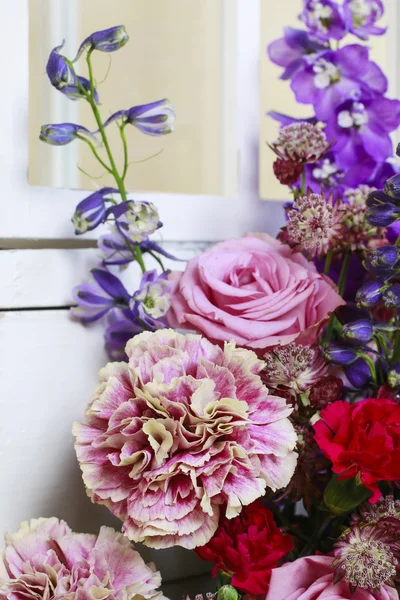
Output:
top-left (0, 518), bottom-right (165, 600)
top-left (284, 192), bottom-right (345, 257)
top-left (265, 554), bottom-right (399, 600)
top-left (309, 375), bottom-right (343, 409)
top-left (262, 342), bottom-right (328, 392)
top-left (196, 501), bottom-right (294, 596)
top-left (273, 158), bottom-right (303, 186)
top-left (270, 122), bottom-right (331, 164)
top-left (333, 524), bottom-right (397, 591)
top-left (338, 185), bottom-right (387, 251)
top-left (357, 495), bottom-right (400, 524)
top-left (300, 0), bottom-right (347, 42)
top-left (73, 330), bottom-right (297, 549)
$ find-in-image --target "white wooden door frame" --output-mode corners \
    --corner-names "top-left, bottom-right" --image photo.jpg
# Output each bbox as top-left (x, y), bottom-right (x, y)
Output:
top-left (2, 0), bottom-right (287, 243)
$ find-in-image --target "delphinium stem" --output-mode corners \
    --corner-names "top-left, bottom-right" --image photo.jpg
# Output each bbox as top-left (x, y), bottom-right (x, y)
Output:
top-left (69, 52), bottom-right (147, 273)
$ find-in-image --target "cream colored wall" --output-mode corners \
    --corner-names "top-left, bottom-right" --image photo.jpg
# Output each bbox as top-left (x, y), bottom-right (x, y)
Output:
top-left (29, 0), bottom-right (234, 196)
top-left (260, 0), bottom-right (392, 200)
top-left (77, 0), bottom-right (226, 195)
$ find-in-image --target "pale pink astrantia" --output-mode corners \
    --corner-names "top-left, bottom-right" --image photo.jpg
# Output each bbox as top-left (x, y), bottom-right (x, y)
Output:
top-left (0, 518), bottom-right (166, 600)
top-left (73, 330), bottom-right (297, 549)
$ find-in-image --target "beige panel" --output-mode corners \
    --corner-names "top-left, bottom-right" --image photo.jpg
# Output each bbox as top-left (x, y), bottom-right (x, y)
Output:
top-left (260, 0), bottom-right (391, 200)
top-left (29, 0), bottom-right (236, 196)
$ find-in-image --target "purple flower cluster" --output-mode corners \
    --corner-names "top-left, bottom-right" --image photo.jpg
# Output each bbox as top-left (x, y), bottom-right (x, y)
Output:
top-left (41, 25), bottom-right (178, 360)
top-left (268, 0), bottom-right (400, 195)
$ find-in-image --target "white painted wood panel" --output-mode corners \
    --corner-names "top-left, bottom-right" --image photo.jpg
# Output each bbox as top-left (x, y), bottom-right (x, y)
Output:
top-left (0, 244), bottom-right (209, 309)
top-left (0, 310), bottom-right (213, 597)
top-left (2, 0), bottom-right (286, 242)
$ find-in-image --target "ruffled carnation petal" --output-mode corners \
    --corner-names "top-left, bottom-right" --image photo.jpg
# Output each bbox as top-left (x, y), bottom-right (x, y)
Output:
top-left (74, 330), bottom-right (297, 548)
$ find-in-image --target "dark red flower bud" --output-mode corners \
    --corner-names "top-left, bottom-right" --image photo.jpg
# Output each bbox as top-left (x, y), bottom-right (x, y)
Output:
top-left (273, 158), bottom-right (303, 186)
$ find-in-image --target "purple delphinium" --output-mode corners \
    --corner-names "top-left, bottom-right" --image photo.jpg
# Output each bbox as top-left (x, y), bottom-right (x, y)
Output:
top-left (104, 270), bottom-right (171, 360)
top-left (72, 188), bottom-right (119, 234)
top-left (46, 43), bottom-right (75, 90)
top-left (39, 123), bottom-right (99, 146)
top-left (71, 268), bottom-right (131, 323)
top-left (102, 99), bottom-right (176, 136)
top-left (99, 228), bottom-right (182, 266)
top-left (324, 96), bottom-right (400, 168)
top-left (304, 150), bottom-right (377, 198)
top-left (73, 25), bottom-right (129, 61)
top-left (268, 26), bottom-right (326, 80)
top-left (291, 45), bottom-right (387, 121)
top-left (131, 270), bottom-right (171, 330)
top-left (104, 313), bottom-right (143, 360)
top-left (343, 0), bottom-right (386, 40)
top-left (300, 0), bottom-right (347, 42)
top-left (107, 200), bottom-right (162, 244)
top-left (46, 44), bottom-right (99, 102)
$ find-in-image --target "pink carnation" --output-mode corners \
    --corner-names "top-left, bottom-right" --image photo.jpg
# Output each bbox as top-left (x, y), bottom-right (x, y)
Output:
top-left (167, 234), bottom-right (344, 350)
top-left (0, 518), bottom-right (165, 600)
top-left (73, 330), bottom-right (297, 549)
top-left (265, 555), bottom-right (399, 600)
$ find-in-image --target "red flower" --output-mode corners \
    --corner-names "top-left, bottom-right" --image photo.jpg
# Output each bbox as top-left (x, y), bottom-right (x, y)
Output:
top-left (196, 501), bottom-right (293, 596)
top-left (314, 399), bottom-right (400, 503)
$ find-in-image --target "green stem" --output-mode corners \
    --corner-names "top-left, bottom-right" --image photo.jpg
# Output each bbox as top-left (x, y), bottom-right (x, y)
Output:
top-left (148, 250), bottom-right (166, 272)
top-left (323, 248), bottom-right (334, 275)
top-left (86, 50), bottom-right (126, 198)
top-left (119, 124), bottom-right (129, 181)
top-left (85, 51), bottom-right (146, 273)
top-left (76, 136), bottom-right (113, 173)
top-left (299, 517), bottom-right (334, 558)
top-left (337, 250), bottom-right (351, 297)
top-left (393, 316), bottom-right (400, 362)
top-left (301, 169), bottom-right (306, 196)
top-left (357, 353), bottom-right (377, 388)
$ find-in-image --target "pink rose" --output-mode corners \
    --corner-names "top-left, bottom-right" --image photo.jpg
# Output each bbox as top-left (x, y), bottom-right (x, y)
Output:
top-left (168, 235), bottom-right (345, 349)
top-left (265, 555), bottom-right (399, 600)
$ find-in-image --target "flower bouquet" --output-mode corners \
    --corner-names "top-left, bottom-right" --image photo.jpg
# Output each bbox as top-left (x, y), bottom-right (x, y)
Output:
top-left (4, 3), bottom-right (400, 600)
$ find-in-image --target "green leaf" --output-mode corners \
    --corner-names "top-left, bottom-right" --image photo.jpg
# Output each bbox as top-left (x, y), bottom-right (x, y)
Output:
top-left (324, 473), bottom-right (371, 515)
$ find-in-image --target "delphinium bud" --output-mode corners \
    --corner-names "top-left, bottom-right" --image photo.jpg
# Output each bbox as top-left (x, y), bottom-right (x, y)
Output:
top-left (366, 189), bottom-right (400, 227)
top-left (356, 280), bottom-right (386, 308)
top-left (345, 357), bottom-right (373, 389)
top-left (342, 319), bottom-right (374, 343)
top-left (364, 246), bottom-right (400, 275)
top-left (323, 344), bottom-right (358, 366)
top-left (385, 173), bottom-right (400, 199)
